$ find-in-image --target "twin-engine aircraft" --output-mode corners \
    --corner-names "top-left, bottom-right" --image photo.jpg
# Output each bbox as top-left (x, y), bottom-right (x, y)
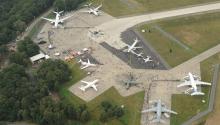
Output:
top-left (79, 79), bottom-right (99, 92)
top-left (78, 59), bottom-right (96, 69)
top-left (177, 72), bottom-right (211, 96)
top-left (42, 11), bottom-right (72, 28)
top-left (83, 4), bottom-right (102, 16)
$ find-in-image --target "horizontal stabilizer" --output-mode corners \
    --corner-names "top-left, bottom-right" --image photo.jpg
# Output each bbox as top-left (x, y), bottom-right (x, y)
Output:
top-left (191, 91), bottom-right (205, 96)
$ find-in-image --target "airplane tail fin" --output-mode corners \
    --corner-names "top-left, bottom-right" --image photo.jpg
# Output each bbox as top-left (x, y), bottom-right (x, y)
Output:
top-left (191, 91), bottom-right (205, 96)
top-left (151, 119), bottom-right (166, 123)
top-left (79, 86), bottom-right (86, 92)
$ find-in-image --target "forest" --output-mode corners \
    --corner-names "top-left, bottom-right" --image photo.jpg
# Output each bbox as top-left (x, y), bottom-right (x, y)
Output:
top-left (0, 0), bottom-right (85, 46)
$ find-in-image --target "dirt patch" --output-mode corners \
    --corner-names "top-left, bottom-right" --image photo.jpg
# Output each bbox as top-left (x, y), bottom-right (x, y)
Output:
top-left (178, 29), bottom-right (201, 46)
top-left (205, 112), bottom-right (220, 125)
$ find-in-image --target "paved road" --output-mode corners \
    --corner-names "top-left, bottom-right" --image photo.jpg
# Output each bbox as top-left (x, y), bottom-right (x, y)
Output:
top-left (20, 8), bottom-right (52, 40)
top-left (93, 2), bottom-right (220, 49)
top-left (182, 64), bottom-right (220, 125)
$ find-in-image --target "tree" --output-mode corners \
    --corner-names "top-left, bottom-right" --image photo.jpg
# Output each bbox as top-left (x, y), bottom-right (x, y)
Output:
top-left (0, 45), bottom-right (8, 55)
top-left (13, 20), bottom-right (26, 34)
top-left (53, 0), bottom-right (65, 11)
top-left (37, 59), bottom-right (71, 91)
top-left (17, 37), bottom-right (39, 57)
top-left (9, 52), bottom-right (28, 66)
top-left (99, 112), bottom-right (108, 122)
top-left (64, 104), bottom-right (77, 119)
top-left (80, 110), bottom-right (90, 122)
top-left (113, 106), bottom-right (124, 118)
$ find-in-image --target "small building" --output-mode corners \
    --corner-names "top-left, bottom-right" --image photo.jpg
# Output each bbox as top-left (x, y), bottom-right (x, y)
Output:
top-left (30, 53), bottom-right (50, 64)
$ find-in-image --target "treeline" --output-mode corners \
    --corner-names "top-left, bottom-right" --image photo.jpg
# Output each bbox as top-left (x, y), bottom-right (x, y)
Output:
top-left (0, 61), bottom-right (90, 125)
top-left (0, 0), bottom-right (55, 45)
top-left (53, 0), bottom-right (85, 11)
top-left (0, 0), bottom-right (85, 46)
top-left (0, 38), bottom-right (91, 124)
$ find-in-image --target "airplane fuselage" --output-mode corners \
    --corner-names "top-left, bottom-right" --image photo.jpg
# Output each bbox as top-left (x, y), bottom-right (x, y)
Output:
top-left (128, 40), bottom-right (138, 52)
top-left (156, 100), bottom-right (162, 120)
top-left (189, 72), bottom-right (197, 92)
top-left (80, 79), bottom-right (98, 91)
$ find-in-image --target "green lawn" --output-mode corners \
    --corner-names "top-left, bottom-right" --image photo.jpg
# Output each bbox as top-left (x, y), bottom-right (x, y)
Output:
top-left (89, 0), bottom-right (220, 17)
top-left (170, 53), bottom-right (220, 125)
top-left (58, 61), bottom-right (145, 125)
top-left (138, 12), bottom-right (220, 67)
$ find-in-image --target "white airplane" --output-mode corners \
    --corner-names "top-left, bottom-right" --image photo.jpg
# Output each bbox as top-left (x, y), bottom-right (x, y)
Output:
top-left (177, 72), bottom-right (211, 96)
top-left (125, 38), bottom-right (142, 53)
top-left (131, 51), bottom-right (144, 58)
top-left (41, 11), bottom-right (72, 28)
top-left (142, 99), bottom-right (177, 124)
top-left (79, 79), bottom-right (99, 91)
top-left (143, 56), bottom-right (153, 63)
top-left (78, 59), bottom-right (96, 69)
top-left (84, 4), bottom-right (102, 16)
top-left (84, 2), bottom-right (92, 7)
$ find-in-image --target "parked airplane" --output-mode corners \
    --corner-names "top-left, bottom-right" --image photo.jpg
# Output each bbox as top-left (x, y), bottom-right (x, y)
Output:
top-left (84, 4), bottom-right (102, 16)
top-left (41, 11), bottom-right (72, 28)
top-left (121, 72), bottom-right (141, 90)
top-left (125, 38), bottom-right (142, 53)
top-left (177, 72), bottom-right (211, 96)
top-left (79, 79), bottom-right (99, 91)
top-left (78, 59), bottom-right (96, 69)
top-left (131, 51), bottom-right (144, 58)
top-left (142, 99), bottom-right (177, 123)
top-left (143, 56), bottom-right (153, 63)
top-left (84, 2), bottom-right (92, 7)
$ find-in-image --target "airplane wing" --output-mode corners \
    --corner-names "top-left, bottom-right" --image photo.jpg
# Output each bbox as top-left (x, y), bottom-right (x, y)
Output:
top-left (60, 15), bottom-right (73, 22)
top-left (79, 86), bottom-right (86, 91)
top-left (81, 81), bottom-right (90, 84)
top-left (81, 10), bottom-right (92, 13)
top-left (191, 91), bottom-right (205, 96)
top-left (142, 107), bottom-right (157, 113)
top-left (177, 81), bottom-right (191, 88)
top-left (94, 11), bottom-right (99, 16)
top-left (88, 59), bottom-right (90, 64)
top-left (91, 84), bottom-right (98, 91)
top-left (161, 107), bottom-right (177, 114)
top-left (183, 75), bottom-right (189, 80)
top-left (133, 46), bottom-right (142, 49)
top-left (95, 4), bottom-right (102, 11)
top-left (81, 65), bottom-right (89, 69)
top-left (195, 81), bottom-right (211, 86)
top-left (42, 17), bottom-right (55, 22)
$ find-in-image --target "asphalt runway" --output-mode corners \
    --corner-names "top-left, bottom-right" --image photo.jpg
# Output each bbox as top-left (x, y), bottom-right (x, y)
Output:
top-left (100, 29), bottom-right (167, 70)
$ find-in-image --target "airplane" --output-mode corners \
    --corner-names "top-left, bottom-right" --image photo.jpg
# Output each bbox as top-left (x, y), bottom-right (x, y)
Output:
top-left (131, 51), bottom-right (144, 58)
top-left (84, 4), bottom-right (102, 16)
top-left (177, 72), bottom-right (211, 96)
top-left (84, 2), bottom-right (92, 7)
top-left (78, 59), bottom-right (96, 69)
top-left (41, 11), bottom-right (72, 28)
top-left (79, 79), bottom-right (99, 92)
top-left (122, 72), bottom-right (141, 90)
top-left (143, 56), bottom-right (153, 63)
top-left (183, 73), bottom-right (200, 81)
top-left (142, 99), bottom-right (177, 124)
top-left (125, 38), bottom-right (142, 53)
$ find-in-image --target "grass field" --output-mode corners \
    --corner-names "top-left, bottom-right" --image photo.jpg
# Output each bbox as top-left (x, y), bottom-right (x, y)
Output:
top-left (90, 0), bottom-right (220, 17)
top-left (203, 65), bottom-right (220, 125)
top-left (138, 12), bottom-right (220, 67)
top-left (170, 53), bottom-right (220, 125)
top-left (58, 61), bottom-right (145, 125)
